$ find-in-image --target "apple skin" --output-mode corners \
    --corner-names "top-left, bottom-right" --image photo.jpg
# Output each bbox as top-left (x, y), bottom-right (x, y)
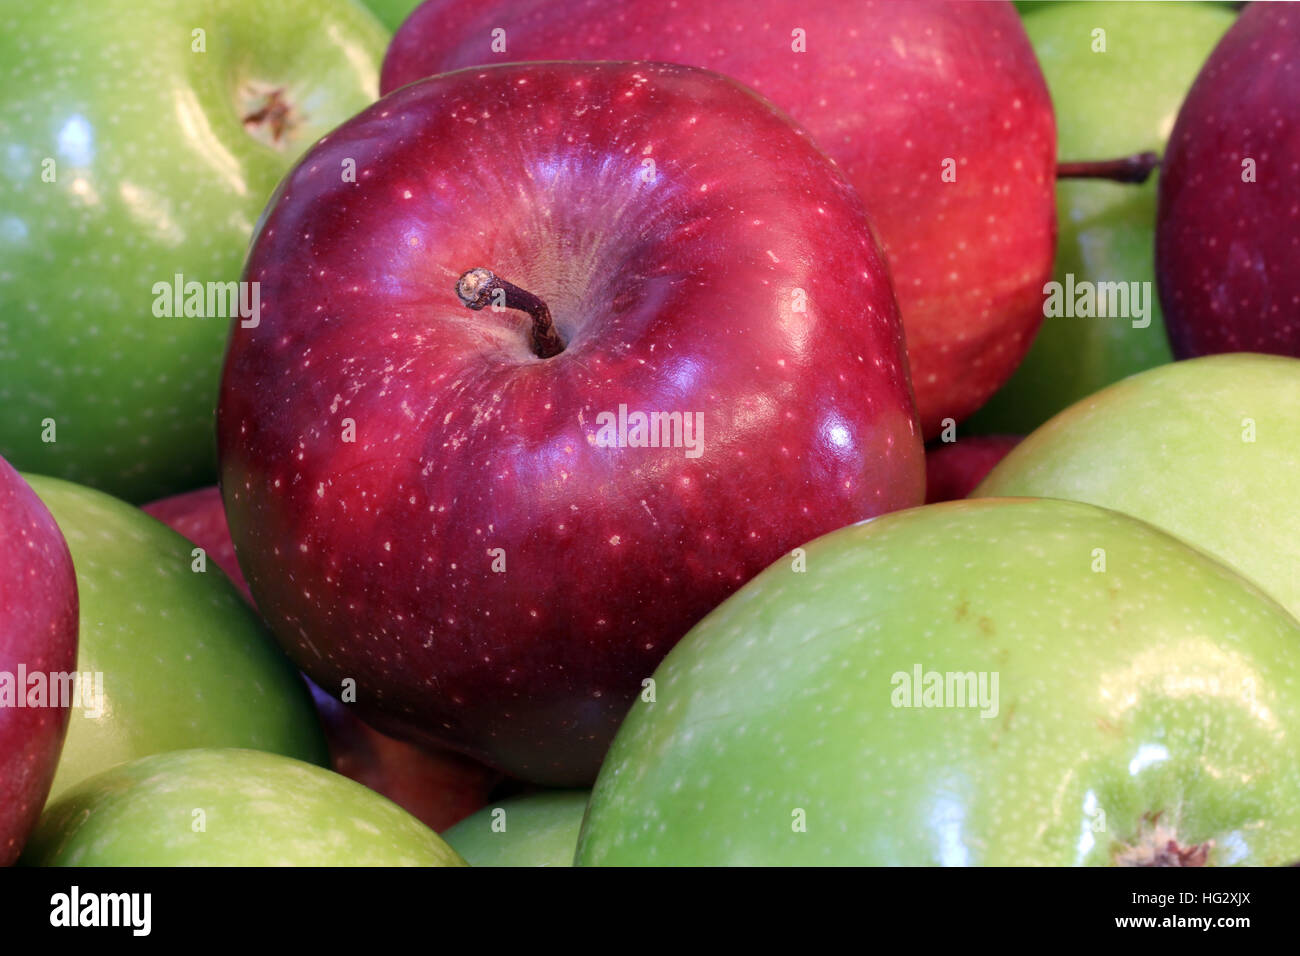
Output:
top-left (443, 790), bottom-right (588, 866)
top-left (577, 498), bottom-right (1300, 866)
top-left (968, 0), bottom-right (1236, 434)
top-left (142, 486), bottom-right (251, 600)
top-left (23, 474), bottom-right (328, 801)
top-left (0, 0), bottom-right (387, 502)
top-left (142, 485), bottom-right (500, 830)
top-left (22, 748), bottom-right (465, 866)
top-left (359, 0), bottom-right (423, 31)
top-left (976, 354), bottom-right (1300, 623)
top-left (218, 61), bottom-right (923, 785)
top-left (1156, 3), bottom-right (1300, 359)
top-left (381, 0), bottom-right (1056, 437)
top-left (0, 458), bottom-right (78, 865)
top-left (308, 682), bottom-right (501, 831)
top-left (924, 435), bottom-right (1021, 504)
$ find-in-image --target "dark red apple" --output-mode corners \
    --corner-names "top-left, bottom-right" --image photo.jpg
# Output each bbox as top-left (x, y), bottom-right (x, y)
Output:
top-left (217, 61), bottom-right (924, 784)
top-left (382, 0), bottom-right (1057, 436)
top-left (924, 434), bottom-right (1021, 504)
top-left (142, 486), bottom-right (500, 830)
top-left (307, 683), bottom-right (501, 831)
top-left (0, 456), bottom-right (78, 865)
top-left (1156, 3), bottom-right (1300, 357)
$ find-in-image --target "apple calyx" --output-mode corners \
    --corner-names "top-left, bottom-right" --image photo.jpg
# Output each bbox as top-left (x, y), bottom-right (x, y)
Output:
top-left (241, 86), bottom-right (298, 148)
top-left (1056, 151), bottom-right (1160, 185)
top-left (1113, 815), bottom-right (1212, 867)
top-left (456, 268), bottom-right (565, 359)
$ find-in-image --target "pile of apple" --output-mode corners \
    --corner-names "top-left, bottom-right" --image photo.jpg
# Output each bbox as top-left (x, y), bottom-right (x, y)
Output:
top-left (3, 0), bottom-right (1299, 867)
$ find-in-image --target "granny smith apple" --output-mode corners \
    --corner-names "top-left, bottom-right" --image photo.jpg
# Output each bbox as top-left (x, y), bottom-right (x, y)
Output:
top-left (24, 474), bottom-right (327, 800)
top-left (358, 0), bottom-right (422, 31)
top-left (443, 791), bottom-right (588, 867)
top-left (969, 0), bottom-right (1235, 434)
top-left (0, 0), bottom-right (386, 501)
top-left (577, 498), bottom-right (1300, 865)
top-left (23, 748), bottom-right (465, 866)
top-left (976, 354), bottom-right (1300, 622)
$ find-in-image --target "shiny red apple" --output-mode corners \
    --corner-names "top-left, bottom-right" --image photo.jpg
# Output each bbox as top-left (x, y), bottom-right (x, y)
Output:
top-left (924, 434), bottom-right (1021, 504)
top-left (142, 486), bottom-right (500, 829)
top-left (1156, 3), bottom-right (1300, 358)
top-left (217, 61), bottom-right (924, 784)
top-left (382, 0), bottom-right (1057, 436)
top-left (0, 456), bottom-right (78, 864)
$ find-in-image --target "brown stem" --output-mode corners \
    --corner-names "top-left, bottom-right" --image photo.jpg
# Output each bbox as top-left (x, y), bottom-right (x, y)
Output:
top-left (1057, 151), bottom-right (1160, 185)
top-left (455, 268), bottom-right (565, 359)
top-left (242, 88), bottom-right (294, 145)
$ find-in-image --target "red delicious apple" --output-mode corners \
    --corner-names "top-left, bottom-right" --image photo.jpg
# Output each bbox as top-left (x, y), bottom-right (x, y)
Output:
top-left (218, 61), bottom-right (924, 784)
top-left (142, 486), bottom-right (501, 830)
top-left (1156, 3), bottom-right (1300, 358)
top-left (0, 456), bottom-right (78, 865)
top-left (924, 434), bottom-right (1021, 504)
top-left (382, 0), bottom-right (1057, 436)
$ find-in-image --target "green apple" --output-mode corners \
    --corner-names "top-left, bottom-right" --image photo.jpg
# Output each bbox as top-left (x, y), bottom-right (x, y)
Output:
top-left (968, 0), bottom-right (1234, 434)
top-left (24, 748), bottom-right (465, 866)
top-left (443, 791), bottom-right (588, 867)
top-left (358, 0), bottom-right (422, 31)
top-left (24, 474), bottom-right (327, 800)
top-left (0, 0), bottom-right (386, 502)
top-left (976, 354), bottom-right (1300, 622)
top-left (576, 498), bottom-right (1300, 865)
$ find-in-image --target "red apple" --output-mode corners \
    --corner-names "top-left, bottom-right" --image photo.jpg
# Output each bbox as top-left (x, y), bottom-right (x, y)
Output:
top-left (0, 456), bottom-right (78, 864)
top-left (1156, 3), bottom-right (1300, 358)
top-left (307, 683), bottom-right (501, 831)
top-left (382, 0), bottom-right (1057, 436)
top-left (143, 485), bottom-right (500, 830)
top-left (217, 61), bottom-right (924, 784)
top-left (924, 434), bottom-right (1021, 504)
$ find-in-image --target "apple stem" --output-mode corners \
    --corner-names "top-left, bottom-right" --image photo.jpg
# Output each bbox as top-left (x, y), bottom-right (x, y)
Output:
top-left (455, 268), bottom-right (565, 359)
top-left (242, 88), bottom-right (294, 145)
top-left (1056, 151), bottom-right (1160, 185)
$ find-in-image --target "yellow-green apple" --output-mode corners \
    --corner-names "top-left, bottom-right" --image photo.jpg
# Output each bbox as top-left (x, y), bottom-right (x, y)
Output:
top-left (23, 748), bottom-right (465, 866)
top-left (25, 475), bottom-right (327, 800)
top-left (0, 0), bottom-right (386, 501)
top-left (217, 61), bottom-right (924, 785)
top-left (976, 354), bottom-right (1300, 622)
top-left (1156, 3), bottom-right (1300, 358)
top-left (0, 458), bottom-right (77, 864)
top-left (142, 485), bottom-right (500, 829)
top-left (381, 0), bottom-right (1056, 436)
top-left (969, 0), bottom-right (1236, 433)
top-left (443, 790), bottom-right (588, 866)
top-left (577, 498), bottom-right (1300, 865)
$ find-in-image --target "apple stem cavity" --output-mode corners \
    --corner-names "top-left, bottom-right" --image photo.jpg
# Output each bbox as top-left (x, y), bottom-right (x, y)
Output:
top-left (456, 268), bottom-right (565, 358)
top-left (242, 87), bottom-right (297, 147)
top-left (1056, 151), bottom-right (1160, 185)
top-left (1113, 815), bottom-right (1212, 867)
